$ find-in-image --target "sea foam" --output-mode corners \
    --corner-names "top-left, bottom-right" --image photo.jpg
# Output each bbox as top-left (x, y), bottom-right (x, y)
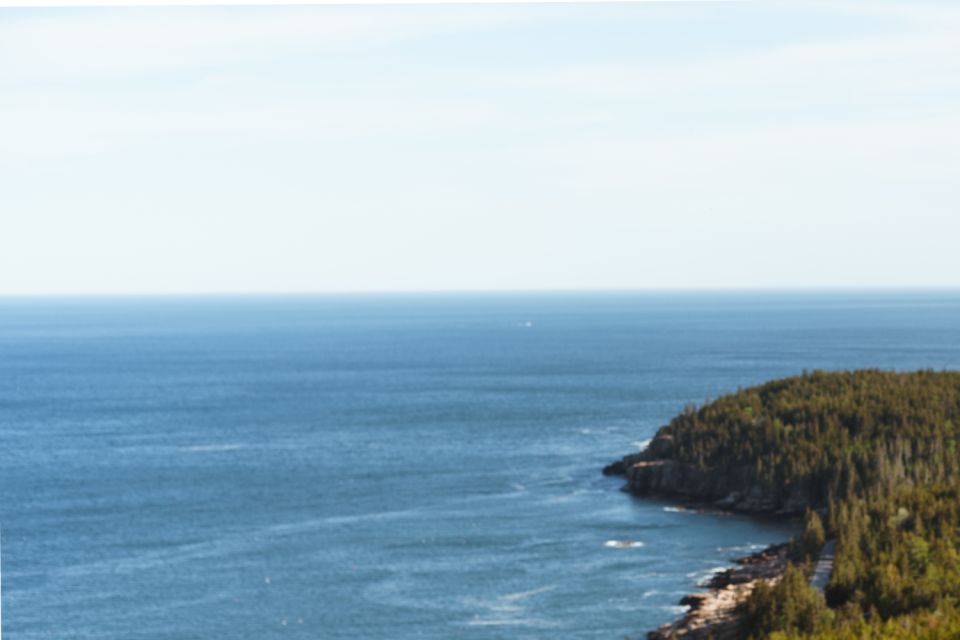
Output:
top-left (604, 540), bottom-right (644, 549)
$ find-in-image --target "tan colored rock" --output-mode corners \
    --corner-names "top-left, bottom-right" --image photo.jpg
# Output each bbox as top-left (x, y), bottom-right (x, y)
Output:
top-left (646, 545), bottom-right (788, 640)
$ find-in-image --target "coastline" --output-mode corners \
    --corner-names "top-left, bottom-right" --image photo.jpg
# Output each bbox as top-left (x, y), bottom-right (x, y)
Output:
top-left (604, 370), bottom-right (960, 639)
top-left (605, 448), bottom-right (800, 638)
top-left (646, 542), bottom-right (789, 639)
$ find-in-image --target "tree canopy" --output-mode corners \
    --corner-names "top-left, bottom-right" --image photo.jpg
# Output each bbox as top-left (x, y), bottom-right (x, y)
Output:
top-left (652, 370), bottom-right (960, 638)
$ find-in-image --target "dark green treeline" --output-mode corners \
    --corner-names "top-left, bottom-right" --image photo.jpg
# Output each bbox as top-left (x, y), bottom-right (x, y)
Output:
top-left (656, 370), bottom-right (960, 638)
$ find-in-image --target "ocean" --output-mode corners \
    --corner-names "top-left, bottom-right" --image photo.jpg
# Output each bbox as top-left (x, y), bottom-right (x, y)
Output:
top-left (3, 291), bottom-right (960, 639)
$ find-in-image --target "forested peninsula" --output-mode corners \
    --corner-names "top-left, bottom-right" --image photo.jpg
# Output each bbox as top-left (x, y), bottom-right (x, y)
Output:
top-left (605, 369), bottom-right (960, 639)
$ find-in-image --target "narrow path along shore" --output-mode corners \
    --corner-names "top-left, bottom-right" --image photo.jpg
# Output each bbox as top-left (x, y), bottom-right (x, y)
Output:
top-left (810, 539), bottom-right (836, 594)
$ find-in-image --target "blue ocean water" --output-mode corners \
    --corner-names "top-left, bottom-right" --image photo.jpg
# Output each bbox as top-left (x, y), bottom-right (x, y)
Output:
top-left (3, 291), bottom-right (960, 639)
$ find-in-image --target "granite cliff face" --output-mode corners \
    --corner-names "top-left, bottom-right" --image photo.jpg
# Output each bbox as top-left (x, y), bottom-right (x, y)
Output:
top-left (603, 434), bottom-right (809, 638)
top-left (603, 435), bottom-right (815, 515)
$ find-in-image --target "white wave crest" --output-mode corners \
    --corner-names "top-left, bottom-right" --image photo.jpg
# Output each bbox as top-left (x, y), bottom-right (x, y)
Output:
top-left (686, 566), bottom-right (728, 586)
top-left (180, 443), bottom-right (246, 453)
top-left (464, 585), bottom-right (557, 628)
top-left (604, 539), bottom-right (644, 549)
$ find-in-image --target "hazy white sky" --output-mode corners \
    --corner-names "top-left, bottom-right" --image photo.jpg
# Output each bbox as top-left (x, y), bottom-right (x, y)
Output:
top-left (2, 1), bottom-right (959, 294)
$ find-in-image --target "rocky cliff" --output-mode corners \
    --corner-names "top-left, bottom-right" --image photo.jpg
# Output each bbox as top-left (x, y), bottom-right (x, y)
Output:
top-left (603, 435), bottom-right (814, 515)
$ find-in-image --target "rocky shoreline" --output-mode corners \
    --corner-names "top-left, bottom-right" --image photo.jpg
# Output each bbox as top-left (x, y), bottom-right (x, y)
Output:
top-left (604, 437), bottom-right (802, 638)
top-left (647, 543), bottom-right (789, 639)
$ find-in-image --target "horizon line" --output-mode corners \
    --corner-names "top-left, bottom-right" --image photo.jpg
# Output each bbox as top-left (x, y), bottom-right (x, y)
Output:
top-left (2, 285), bottom-right (960, 299)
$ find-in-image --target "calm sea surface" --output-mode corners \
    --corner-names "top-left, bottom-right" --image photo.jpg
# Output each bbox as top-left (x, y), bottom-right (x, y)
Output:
top-left (3, 292), bottom-right (960, 639)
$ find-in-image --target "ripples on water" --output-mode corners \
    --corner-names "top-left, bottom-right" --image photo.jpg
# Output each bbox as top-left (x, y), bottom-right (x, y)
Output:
top-left (2, 292), bottom-right (959, 639)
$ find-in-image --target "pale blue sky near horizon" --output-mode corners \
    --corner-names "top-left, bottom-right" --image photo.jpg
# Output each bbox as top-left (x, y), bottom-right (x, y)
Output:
top-left (2, 2), bottom-right (959, 295)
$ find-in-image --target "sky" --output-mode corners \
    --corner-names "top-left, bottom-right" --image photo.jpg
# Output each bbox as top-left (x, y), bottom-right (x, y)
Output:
top-left (2, 1), bottom-right (959, 294)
